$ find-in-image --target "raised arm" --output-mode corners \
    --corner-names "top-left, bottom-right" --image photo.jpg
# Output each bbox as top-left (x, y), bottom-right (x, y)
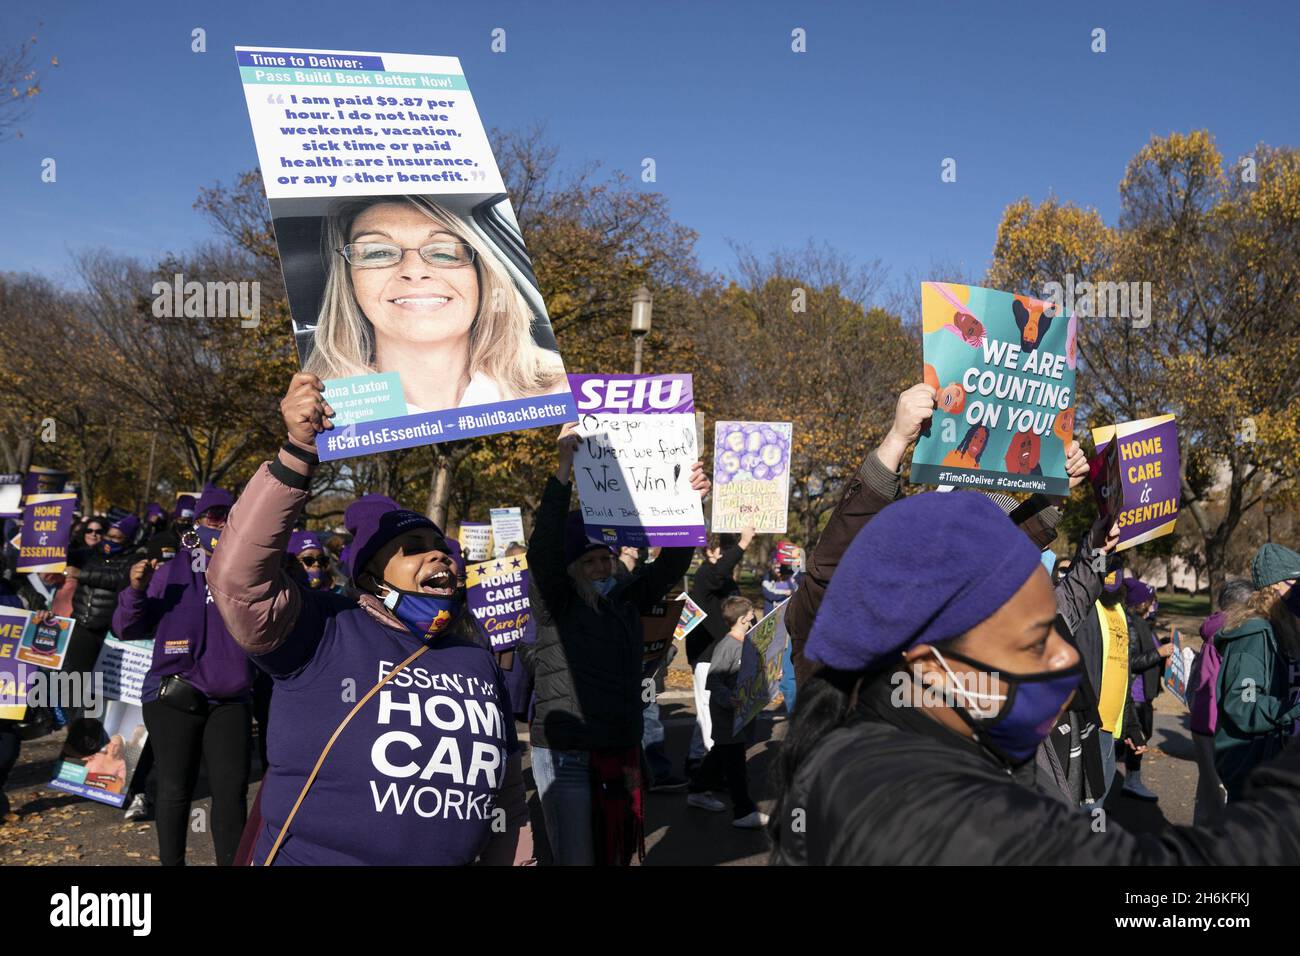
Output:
top-left (788, 384), bottom-right (934, 686)
top-left (207, 373), bottom-right (332, 658)
top-left (527, 424), bottom-right (583, 620)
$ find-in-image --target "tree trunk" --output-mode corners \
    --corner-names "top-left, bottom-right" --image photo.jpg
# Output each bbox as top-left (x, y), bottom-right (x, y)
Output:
top-left (426, 447), bottom-right (455, 528)
top-left (1205, 534), bottom-right (1225, 604)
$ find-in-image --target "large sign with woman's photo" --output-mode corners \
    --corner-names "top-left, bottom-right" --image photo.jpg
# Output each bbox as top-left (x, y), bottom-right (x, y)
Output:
top-left (236, 46), bottom-right (577, 461)
top-left (909, 282), bottom-right (1077, 496)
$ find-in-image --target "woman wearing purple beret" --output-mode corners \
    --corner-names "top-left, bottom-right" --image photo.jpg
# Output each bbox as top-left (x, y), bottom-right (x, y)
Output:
top-left (771, 492), bottom-right (1300, 865)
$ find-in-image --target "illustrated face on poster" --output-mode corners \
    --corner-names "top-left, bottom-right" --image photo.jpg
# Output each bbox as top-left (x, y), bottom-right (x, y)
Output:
top-left (16, 613), bottom-right (75, 669)
top-left (569, 374), bottom-right (707, 548)
top-left (1092, 415), bottom-right (1181, 551)
top-left (911, 283), bottom-right (1076, 496)
top-left (712, 421), bottom-right (793, 534)
top-left (236, 47), bottom-right (576, 460)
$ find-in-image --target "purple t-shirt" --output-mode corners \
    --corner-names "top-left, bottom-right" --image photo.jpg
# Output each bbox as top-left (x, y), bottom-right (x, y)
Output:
top-left (251, 590), bottom-right (517, 866)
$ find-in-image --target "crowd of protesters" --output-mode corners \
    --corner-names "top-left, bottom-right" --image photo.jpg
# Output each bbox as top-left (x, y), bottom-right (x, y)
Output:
top-left (2, 371), bottom-right (1300, 867)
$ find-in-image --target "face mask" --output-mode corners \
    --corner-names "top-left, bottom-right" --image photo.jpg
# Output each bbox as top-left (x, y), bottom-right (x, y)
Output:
top-left (103, 540), bottom-right (125, 556)
top-left (305, 568), bottom-right (326, 588)
top-left (593, 576), bottom-right (618, 597)
top-left (380, 583), bottom-right (465, 642)
top-left (1284, 585), bottom-right (1300, 619)
top-left (931, 645), bottom-right (1082, 765)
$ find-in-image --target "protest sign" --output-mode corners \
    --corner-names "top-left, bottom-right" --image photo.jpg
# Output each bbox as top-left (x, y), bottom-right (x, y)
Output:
top-left (711, 421), bottom-right (793, 533)
top-left (15, 613), bottom-right (75, 669)
top-left (673, 594), bottom-right (707, 642)
top-left (775, 540), bottom-right (805, 572)
top-left (733, 600), bottom-right (790, 735)
top-left (458, 522), bottom-right (493, 562)
top-left (910, 282), bottom-right (1076, 495)
top-left (0, 607), bottom-right (34, 720)
top-left (22, 467), bottom-right (69, 502)
top-left (235, 45), bottom-right (576, 461)
top-left (0, 473), bottom-right (22, 519)
top-left (49, 700), bottom-right (149, 808)
top-left (489, 507), bottom-right (525, 557)
top-left (642, 599), bottom-right (686, 666)
top-left (569, 373), bottom-right (706, 548)
top-left (465, 554), bottom-right (533, 652)
top-left (1091, 416), bottom-right (1181, 551)
top-left (17, 491), bottom-right (77, 573)
top-left (92, 634), bottom-right (154, 707)
top-left (1161, 629), bottom-right (1193, 707)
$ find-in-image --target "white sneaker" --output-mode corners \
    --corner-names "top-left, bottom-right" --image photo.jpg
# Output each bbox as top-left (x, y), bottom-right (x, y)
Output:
top-left (1122, 775), bottom-right (1159, 802)
top-left (732, 811), bottom-right (770, 829)
top-left (124, 794), bottom-right (151, 821)
top-left (686, 792), bottom-right (727, 812)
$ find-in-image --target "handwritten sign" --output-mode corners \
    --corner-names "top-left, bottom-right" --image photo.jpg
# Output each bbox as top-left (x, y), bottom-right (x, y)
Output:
top-left (465, 554), bottom-right (533, 652)
top-left (711, 421), bottom-right (792, 533)
top-left (910, 282), bottom-right (1076, 495)
top-left (568, 373), bottom-right (706, 548)
top-left (1091, 416), bottom-right (1181, 551)
top-left (733, 601), bottom-right (790, 734)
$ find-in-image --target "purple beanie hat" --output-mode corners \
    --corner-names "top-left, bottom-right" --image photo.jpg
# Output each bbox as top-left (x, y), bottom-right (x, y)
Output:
top-left (174, 495), bottom-right (196, 520)
top-left (1123, 577), bottom-right (1154, 607)
top-left (341, 494), bottom-right (400, 575)
top-left (112, 514), bottom-right (141, 541)
top-left (145, 502), bottom-right (166, 522)
top-left (563, 510), bottom-right (616, 566)
top-left (287, 530), bottom-right (324, 556)
top-left (349, 508), bottom-right (449, 586)
top-left (196, 485), bottom-right (235, 517)
top-left (805, 492), bottom-right (1045, 673)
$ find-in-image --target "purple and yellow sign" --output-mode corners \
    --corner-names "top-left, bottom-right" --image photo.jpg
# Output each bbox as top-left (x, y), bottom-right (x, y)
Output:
top-left (1092, 415), bottom-right (1181, 551)
top-left (466, 554), bottom-right (533, 652)
top-left (17, 491), bottom-right (77, 573)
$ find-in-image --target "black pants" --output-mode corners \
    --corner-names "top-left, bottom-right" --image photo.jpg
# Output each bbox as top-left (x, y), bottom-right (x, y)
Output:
top-left (142, 698), bottom-right (251, 866)
top-left (689, 741), bottom-right (755, 818)
top-left (0, 720), bottom-right (19, 815)
top-left (1123, 701), bottom-right (1156, 772)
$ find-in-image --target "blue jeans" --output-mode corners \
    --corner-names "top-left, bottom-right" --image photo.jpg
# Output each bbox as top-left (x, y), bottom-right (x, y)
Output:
top-left (779, 640), bottom-right (797, 713)
top-left (530, 746), bottom-right (594, 866)
top-left (642, 700), bottom-right (673, 781)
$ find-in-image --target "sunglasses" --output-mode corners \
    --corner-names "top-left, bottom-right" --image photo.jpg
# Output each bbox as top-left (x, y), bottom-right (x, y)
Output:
top-left (84, 528), bottom-right (105, 536)
top-left (299, 555), bottom-right (330, 568)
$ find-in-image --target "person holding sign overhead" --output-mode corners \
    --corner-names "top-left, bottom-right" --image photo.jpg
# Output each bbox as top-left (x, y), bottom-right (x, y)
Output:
top-left (526, 422), bottom-right (710, 865)
top-left (304, 196), bottom-right (568, 413)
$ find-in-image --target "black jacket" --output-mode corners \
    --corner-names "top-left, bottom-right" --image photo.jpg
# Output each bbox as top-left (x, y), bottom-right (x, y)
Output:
top-left (526, 477), bottom-right (692, 751)
top-left (774, 672), bottom-right (1300, 865)
top-left (686, 545), bottom-right (742, 667)
top-left (1128, 615), bottom-right (1165, 703)
top-left (70, 547), bottom-right (138, 633)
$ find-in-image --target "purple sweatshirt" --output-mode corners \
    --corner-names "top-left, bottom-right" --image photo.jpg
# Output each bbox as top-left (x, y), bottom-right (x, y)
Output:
top-left (113, 549), bottom-right (254, 703)
top-left (206, 453), bottom-right (533, 866)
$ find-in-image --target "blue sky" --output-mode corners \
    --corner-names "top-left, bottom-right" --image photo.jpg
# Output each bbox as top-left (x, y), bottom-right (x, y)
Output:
top-left (2, 0), bottom-right (1296, 294)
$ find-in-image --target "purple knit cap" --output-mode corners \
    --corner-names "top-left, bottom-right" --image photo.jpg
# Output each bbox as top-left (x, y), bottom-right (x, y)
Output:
top-left (1123, 577), bottom-right (1154, 607)
top-left (174, 495), bottom-right (196, 520)
top-left (112, 514), bottom-right (140, 540)
top-left (196, 485), bottom-right (234, 517)
top-left (563, 510), bottom-right (616, 566)
top-left (145, 502), bottom-right (166, 522)
top-left (805, 492), bottom-right (1045, 673)
top-left (341, 494), bottom-right (399, 575)
top-left (349, 508), bottom-right (451, 586)
top-left (287, 530), bottom-right (324, 556)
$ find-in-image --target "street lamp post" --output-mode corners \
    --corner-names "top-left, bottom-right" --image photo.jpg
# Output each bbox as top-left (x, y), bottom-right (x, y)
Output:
top-left (1264, 501), bottom-right (1275, 543)
top-left (630, 286), bottom-right (653, 374)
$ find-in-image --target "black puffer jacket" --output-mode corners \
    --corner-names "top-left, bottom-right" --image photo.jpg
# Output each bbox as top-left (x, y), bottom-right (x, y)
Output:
top-left (773, 672), bottom-right (1300, 865)
top-left (70, 547), bottom-right (138, 632)
top-left (526, 477), bottom-right (692, 751)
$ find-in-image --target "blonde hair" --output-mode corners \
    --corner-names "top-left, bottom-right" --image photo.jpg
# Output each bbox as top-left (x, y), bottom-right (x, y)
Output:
top-left (1224, 586), bottom-right (1300, 659)
top-left (304, 196), bottom-right (564, 399)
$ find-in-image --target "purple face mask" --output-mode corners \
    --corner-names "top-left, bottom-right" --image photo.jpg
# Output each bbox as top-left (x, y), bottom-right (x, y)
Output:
top-left (933, 645), bottom-right (1082, 765)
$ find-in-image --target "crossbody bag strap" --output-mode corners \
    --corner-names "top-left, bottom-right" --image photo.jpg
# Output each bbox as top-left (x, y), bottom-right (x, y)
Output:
top-left (262, 642), bottom-right (430, 866)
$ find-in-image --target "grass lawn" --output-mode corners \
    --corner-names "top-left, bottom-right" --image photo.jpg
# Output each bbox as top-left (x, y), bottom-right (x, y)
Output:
top-left (1156, 589), bottom-right (1211, 617)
